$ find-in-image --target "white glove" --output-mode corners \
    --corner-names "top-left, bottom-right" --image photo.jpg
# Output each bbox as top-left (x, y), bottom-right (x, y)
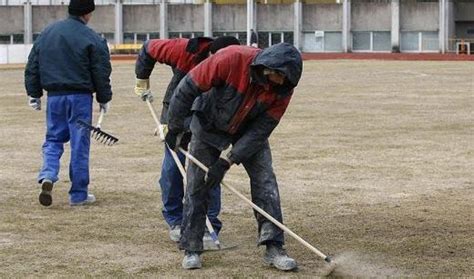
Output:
top-left (134, 78), bottom-right (154, 102)
top-left (154, 124), bottom-right (168, 140)
top-left (99, 102), bottom-right (110, 114)
top-left (28, 97), bottom-right (41, 111)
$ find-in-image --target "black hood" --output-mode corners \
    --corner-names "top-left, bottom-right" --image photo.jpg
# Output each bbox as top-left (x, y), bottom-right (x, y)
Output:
top-left (250, 43), bottom-right (303, 89)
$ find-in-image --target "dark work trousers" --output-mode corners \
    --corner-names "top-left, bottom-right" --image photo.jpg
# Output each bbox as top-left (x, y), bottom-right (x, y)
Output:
top-left (180, 136), bottom-right (285, 252)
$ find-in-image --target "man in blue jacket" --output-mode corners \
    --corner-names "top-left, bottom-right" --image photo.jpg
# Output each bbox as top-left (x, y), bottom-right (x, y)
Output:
top-left (25, 0), bottom-right (112, 207)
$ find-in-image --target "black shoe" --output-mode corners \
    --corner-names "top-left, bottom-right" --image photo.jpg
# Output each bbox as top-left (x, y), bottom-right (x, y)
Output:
top-left (264, 244), bottom-right (298, 271)
top-left (39, 179), bottom-right (53, 207)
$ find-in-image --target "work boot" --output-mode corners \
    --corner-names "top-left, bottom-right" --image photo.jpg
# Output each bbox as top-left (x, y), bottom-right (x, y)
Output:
top-left (264, 243), bottom-right (298, 271)
top-left (169, 225), bottom-right (180, 242)
top-left (70, 194), bottom-right (96, 206)
top-left (182, 251), bottom-right (202, 270)
top-left (39, 179), bottom-right (54, 207)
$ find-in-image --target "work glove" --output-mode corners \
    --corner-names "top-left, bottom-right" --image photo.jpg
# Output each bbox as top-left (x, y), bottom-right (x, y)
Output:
top-left (99, 102), bottom-right (110, 113)
top-left (165, 129), bottom-right (192, 152)
top-left (205, 158), bottom-right (231, 188)
top-left (28, 97), bottom-right (41, 111)
top-left (164, 129), bottom-right (182, 151)
top-left (134, 78), bottom-right (154, 102)
top-left (154, 124), bottom-right (168, 140)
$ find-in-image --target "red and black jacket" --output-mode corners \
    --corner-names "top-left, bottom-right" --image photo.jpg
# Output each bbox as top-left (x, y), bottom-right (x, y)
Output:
top-left (168, 43), bottom-right (303, 164)
top-left (135, 37), bottom-right (213, 123)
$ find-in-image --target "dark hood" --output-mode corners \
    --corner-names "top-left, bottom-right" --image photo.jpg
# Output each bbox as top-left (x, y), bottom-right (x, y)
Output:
top-left (250, 43), bottom-right (303, 89)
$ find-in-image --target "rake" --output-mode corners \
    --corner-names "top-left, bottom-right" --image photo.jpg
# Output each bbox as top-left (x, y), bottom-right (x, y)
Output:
top-left (77, 107), bottom-right (119, 146)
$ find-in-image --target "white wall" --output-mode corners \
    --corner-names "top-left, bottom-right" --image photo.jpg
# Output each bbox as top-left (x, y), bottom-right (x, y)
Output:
top-left (0, 44), bottom-right (32, 64)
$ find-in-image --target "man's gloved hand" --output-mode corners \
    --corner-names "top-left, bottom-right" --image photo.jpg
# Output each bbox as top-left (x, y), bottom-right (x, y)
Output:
top-left (164, 129), bottom-right (182, 151)
top-left (205, 158), bottom-right (231, 188)
top-left (180, 132), bottom-right (192, 151)
top-left (154, 124), bottom-right (168, 139)
top-left (28, 97), bottom-right (41, 111)
top-left (134, 78), bottom-right (154, 102)
top-left (99, 102), bottom-right (110, 113)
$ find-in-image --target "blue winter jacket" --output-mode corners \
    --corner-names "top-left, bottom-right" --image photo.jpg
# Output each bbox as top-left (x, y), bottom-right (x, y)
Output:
top-left (25, 16), bottom-right (112, 103)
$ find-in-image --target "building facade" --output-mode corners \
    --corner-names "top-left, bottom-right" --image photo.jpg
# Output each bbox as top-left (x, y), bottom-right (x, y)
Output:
top-left (0, 0), bottom-right (473, 54)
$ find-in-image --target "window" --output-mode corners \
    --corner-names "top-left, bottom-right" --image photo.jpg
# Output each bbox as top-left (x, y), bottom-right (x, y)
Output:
top-left (258, 32), bottom-right (269, 48)
top-left (401, 31), bottom-right (439, 52)
top-left (237, 32), bottom-right (247, 45)
top-left (283, 32), bottom-right (294, 45)
top-left (0, 35), bottom-right (10, 44)
top-left (123, 33), bottom-right (135, 44)
top-left (102, 33), bottom-right (115, 44)
top-left (149, 32), bottom-right (160, 39)
top-left (12, 34), bottom-right (23, 44)
top-left (421, 31), bottom-right (438, 51)
top-left (353, 32), bottom-right (371, 51)
top-left (401, 32), bottom-right (419, 51)
top-left (136, 33), bottom-right (148, 43)
top-left (168, 32), bottom-right (181, 39)
top-left (325, 32), bottom-right (342, 52)
top-left (373, 32), bottom-right (391, 51)
top-left (271, 32), bottom-right (282, 46)
top-left (302, 31), bottom-right (342, 52)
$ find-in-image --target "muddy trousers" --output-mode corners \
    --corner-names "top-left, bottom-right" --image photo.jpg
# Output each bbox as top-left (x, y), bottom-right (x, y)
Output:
top-left (180, 137), bottom-right (284, 252)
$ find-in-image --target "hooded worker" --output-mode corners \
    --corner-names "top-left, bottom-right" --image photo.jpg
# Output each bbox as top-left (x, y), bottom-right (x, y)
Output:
top-left (165, 43), bottom-right (303, 271)
top-left (134, 36), bottom-right (240, 245)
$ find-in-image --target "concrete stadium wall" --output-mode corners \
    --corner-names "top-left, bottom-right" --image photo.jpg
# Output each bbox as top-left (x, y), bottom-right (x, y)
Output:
top-left (400, 1), bottom-right (438, 31)
top-left (89, 5), bottom-right (115, 33)
top-left (302, 4), bottom-right (341, 32)
top-left (257, 4), bottom-right (293, 31)
top-left (352, 1), bottom-right (391, 31)
top-left (168, 4), bottom-right (204, 32)
top-left (212, 4), bottom-right (246, 31)
top-left (0, 6), bottom-right (24, 34)
top-left (124, 5), bottom-right (160, 33)
top-left (454, 2), bottom-right (474, 21)
top-left (32, 6), bottom-right (67, 33)
top-left (0, 44), bottom-right (32, 64)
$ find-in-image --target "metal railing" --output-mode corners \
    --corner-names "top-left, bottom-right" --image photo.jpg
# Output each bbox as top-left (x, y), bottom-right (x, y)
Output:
top-left (448, 38), bottom-right (474, 54)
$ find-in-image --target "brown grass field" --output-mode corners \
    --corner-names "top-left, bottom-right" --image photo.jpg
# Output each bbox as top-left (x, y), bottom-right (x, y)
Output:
top-left (0, 60), bottom-right (473, 277)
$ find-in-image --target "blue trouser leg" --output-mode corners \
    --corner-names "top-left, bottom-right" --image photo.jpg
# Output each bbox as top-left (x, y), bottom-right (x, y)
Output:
top-left (67, 94), bottom-right (92, 203)
top-left (159, 147), bottom-right (185, 227)
top-left (38, 96), bottom-right (70, 184)
top-left (159, 145), bottom-right (222, 234)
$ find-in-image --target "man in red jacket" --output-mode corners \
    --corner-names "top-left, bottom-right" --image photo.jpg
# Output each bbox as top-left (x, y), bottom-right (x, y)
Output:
top-left (134, 36), bottom-right (240, 244)
top-left (166, 43), bottom-right (303, 271)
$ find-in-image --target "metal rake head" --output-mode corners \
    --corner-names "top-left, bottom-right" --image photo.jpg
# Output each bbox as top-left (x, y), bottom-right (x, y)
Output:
top-left (77, 120), bottom-right (119, 146)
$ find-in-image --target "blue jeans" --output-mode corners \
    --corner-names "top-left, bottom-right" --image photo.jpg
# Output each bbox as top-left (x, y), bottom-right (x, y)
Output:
top-left (159, 146), bottom-right (222, 234)
top-left (38, 94), bottom-right (92, 203)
